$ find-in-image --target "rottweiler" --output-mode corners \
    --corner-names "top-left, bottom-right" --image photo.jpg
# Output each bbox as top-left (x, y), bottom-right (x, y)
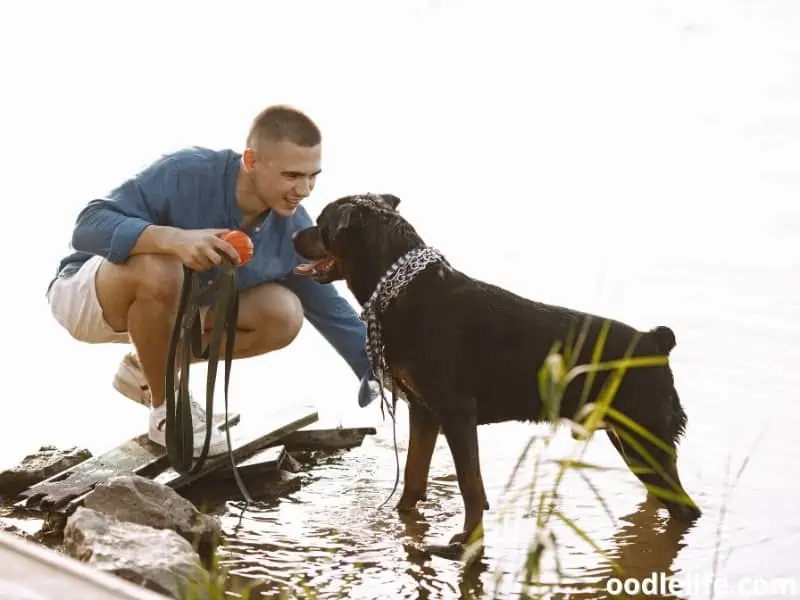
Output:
top-left (292, 193), bottom-right (702, 554)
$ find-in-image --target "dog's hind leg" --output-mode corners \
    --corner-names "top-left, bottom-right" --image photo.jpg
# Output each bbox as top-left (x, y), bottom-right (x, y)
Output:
top-left (606, 426), bottom-right (702, 523)
top-left (397, 400), bottom-right (440, 511)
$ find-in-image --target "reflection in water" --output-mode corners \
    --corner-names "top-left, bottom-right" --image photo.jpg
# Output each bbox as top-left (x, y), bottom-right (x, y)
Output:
top-left (398, 510), bottom-right (488, 600)
top-left (207, 438), bottom-right (704, 600)
top-left (396, 495), bottom-right (694, 600)
top-left (574, 497), bottom-right (694, 600)
top-left (211, 473), bottom-right (698, 599)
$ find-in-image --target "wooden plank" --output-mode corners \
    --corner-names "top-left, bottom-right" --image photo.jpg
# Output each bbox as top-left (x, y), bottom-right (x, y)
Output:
top-left (0, 531), bottom-right (166, 600)
top-left (206, 445), bottom-right (288, 482)
top-left (14, 412), bottom-right (239, 513)
top-left (154, 404), bottom-right (318, 491)
top-left (238, 444), bottom-right (286, 470)
top-left (279, 426), bottom-right (377, 451)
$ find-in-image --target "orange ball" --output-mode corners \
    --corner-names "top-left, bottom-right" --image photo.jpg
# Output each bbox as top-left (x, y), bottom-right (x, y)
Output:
top-left (222, 230), bottom-right (254, 266)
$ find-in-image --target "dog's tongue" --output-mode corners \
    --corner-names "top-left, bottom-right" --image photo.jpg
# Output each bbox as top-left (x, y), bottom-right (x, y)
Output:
top-left (294, 263), bottom-right (315, 275)
top-left (293, 258), bottom-right (332, 276)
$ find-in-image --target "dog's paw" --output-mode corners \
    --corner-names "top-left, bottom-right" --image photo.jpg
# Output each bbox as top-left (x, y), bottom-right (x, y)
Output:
top-left (423, 542), bottom-right (465, 560)
top-left (396, 501), bottom-right (422, 514)
top-left (396, 490), bottom-right (426, 511)
top-left (448, 531), bottom-right (469, 545)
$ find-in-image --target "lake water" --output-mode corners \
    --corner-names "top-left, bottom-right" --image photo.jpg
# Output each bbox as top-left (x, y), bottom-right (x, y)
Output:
top-left (1, 0), bottom-right (798, 598)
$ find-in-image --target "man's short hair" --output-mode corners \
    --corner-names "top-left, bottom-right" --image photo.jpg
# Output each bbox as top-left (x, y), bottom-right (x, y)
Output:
top-left (246, 105), bottom-right (321, 149)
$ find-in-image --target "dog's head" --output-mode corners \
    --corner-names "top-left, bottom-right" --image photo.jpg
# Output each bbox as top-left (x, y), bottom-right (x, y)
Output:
top-left (292, 193), bottom-right (410, 290)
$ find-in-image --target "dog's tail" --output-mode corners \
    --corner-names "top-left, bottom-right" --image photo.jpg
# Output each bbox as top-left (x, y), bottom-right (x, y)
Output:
top-left (650, 325), bottom-right (676, 355)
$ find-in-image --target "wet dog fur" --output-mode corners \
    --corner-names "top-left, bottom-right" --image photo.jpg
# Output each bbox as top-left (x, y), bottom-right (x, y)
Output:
top-left (292, 193), bottom-right (702, 552)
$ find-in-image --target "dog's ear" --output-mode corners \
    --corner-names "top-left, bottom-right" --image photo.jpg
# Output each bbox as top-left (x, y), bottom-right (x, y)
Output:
top-left (381, 194), bottom-right (401, 210)
top-left (331, 203), bottom-right (356, 241)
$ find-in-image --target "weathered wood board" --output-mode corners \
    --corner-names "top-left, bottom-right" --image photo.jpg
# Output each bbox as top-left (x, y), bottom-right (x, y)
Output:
top-left (15, 413), bottom-right (240, 513)
top-left (205, 445), bottom-right (288, 482)
top-left (277, 426), bottom-right (377, 451)
top-left (154, 404), bottom-right (318, 491)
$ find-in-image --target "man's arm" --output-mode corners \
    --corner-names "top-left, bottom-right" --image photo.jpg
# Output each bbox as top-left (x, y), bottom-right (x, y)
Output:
top-left (281, 272), bottom-right (372, 381)
top-left (70, 152), bottom-right (189, 263)
top-left (282, 206), bottom-right (371, 379)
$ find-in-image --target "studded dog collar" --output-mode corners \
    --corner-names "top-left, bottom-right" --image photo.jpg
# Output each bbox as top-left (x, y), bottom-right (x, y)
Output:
top-left (360, 246), bottom-right (450, 388)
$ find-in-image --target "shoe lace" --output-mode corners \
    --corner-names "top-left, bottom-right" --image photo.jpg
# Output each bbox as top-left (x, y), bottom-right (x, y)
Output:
top-left (189, 398), bottom-right (210, 430)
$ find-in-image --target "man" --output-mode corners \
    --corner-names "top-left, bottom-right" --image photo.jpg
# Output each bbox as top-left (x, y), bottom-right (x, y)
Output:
top-left (46, 105), bottom-right (375, 457)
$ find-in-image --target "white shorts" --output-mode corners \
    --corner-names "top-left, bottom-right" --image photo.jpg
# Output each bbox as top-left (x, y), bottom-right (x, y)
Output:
top-left (47, 255), bottom-right (208, 344)
top-left (47, 255), bottom-right (130, 344)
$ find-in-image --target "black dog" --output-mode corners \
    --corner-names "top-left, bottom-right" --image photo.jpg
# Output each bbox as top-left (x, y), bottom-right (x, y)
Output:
top-left (292, 193), bottom-right (702, 551)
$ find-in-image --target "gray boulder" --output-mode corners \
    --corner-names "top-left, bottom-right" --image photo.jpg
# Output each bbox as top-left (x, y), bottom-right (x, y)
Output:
top-left (63, 506), bottom-right (210, 599)
top-left (82, 474), bottom-right (222, 554)
top-left (0, 446), bottom-right (91, 498)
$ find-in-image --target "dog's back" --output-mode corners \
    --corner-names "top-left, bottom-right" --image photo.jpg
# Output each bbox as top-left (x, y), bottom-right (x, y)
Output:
top-left (383, 266), bottom-right (685, 442)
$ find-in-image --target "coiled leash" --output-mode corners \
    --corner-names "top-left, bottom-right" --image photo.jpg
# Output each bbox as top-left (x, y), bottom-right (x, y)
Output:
top-left (164, 255), bottom-right (254, 506)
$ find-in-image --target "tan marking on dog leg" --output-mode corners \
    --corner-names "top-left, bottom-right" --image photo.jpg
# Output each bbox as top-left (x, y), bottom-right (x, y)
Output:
top-left (397, 402), bottom-right (440, 511)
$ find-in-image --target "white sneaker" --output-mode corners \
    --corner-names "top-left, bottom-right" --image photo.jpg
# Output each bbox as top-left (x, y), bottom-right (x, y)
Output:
top-left (113, 352), bottom-right (151, 406)
top-left (148, 400), bottom-right (231, 458)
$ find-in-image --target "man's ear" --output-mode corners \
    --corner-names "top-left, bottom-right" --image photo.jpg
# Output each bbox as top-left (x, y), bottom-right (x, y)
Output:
top-left (381, 194), bottom-right (401, 210)
top-left (243, 148), bottom-right (256, 170)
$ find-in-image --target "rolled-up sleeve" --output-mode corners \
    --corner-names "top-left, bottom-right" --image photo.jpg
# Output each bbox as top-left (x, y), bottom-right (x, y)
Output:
top-left (70, 154), bottom-right (182, 263)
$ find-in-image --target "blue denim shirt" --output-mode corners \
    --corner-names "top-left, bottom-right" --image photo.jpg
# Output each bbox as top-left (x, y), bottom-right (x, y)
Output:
top-left (49, 147), bottom-right (376, 405)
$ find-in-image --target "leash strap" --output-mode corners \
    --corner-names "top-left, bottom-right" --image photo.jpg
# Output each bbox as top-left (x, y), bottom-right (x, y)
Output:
top-left (163, 261), bottom-right (254, 504)
top-left (165, 264), bottom-right (198, 471)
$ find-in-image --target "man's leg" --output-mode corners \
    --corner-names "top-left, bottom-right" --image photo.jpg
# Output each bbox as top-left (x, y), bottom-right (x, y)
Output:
top-left (49, 254), bottom-right (229, 456)
top-left (115, 280), bottom-right (304, 401)
top-left (199, 281), bottom-right (304, 357)
top-left (95, 254), bottom-right (183, 410)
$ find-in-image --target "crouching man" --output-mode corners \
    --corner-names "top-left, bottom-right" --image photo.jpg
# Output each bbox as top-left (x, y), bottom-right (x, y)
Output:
top-left (46, 105), bottom-right (375, 456)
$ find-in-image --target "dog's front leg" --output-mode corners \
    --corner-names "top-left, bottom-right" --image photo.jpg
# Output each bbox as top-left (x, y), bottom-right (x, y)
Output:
top-left (397, 399), bottom-right (440, 511)
top-left (440, 406), bottom-right (485, 546)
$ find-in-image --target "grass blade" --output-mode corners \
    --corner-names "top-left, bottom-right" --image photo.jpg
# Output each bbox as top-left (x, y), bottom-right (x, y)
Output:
top-left (553, 510), bottom-right (622, 575)
top-left (605, 406), bottom-right (676, 457)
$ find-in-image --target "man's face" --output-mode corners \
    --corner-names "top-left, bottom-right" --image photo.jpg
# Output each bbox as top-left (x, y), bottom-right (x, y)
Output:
top-left (251, 140), bottom-right (322, 217)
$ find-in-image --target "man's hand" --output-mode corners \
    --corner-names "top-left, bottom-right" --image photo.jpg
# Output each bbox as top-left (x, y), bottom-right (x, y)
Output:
top-left (168, 229), bottom-right (242, 271)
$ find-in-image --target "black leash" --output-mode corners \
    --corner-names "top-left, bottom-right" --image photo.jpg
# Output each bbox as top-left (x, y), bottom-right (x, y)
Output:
top-left (375, 380), bottom-right (401, 510)
top-left (164, 257), bottom-right (254, 505)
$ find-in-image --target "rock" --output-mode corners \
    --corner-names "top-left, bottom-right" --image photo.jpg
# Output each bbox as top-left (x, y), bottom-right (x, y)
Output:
top-left (0, 446), bottom-right (92, 499)
top-left (64, 506), bottom-right (210, 600)
top-left (83, 475), bottom-right (222, 554)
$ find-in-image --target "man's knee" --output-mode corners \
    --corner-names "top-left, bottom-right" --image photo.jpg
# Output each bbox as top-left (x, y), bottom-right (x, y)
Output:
top-left (239, 283), bottom-right (304, 351)
top-left (98, 254), bottom-right (182, 298)
top-left (271, 289), bottom-right (304, 349)
top-left (129, 255), bottom-right (184, 302)
top-left (96, 255), bottom-right (184, 330)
